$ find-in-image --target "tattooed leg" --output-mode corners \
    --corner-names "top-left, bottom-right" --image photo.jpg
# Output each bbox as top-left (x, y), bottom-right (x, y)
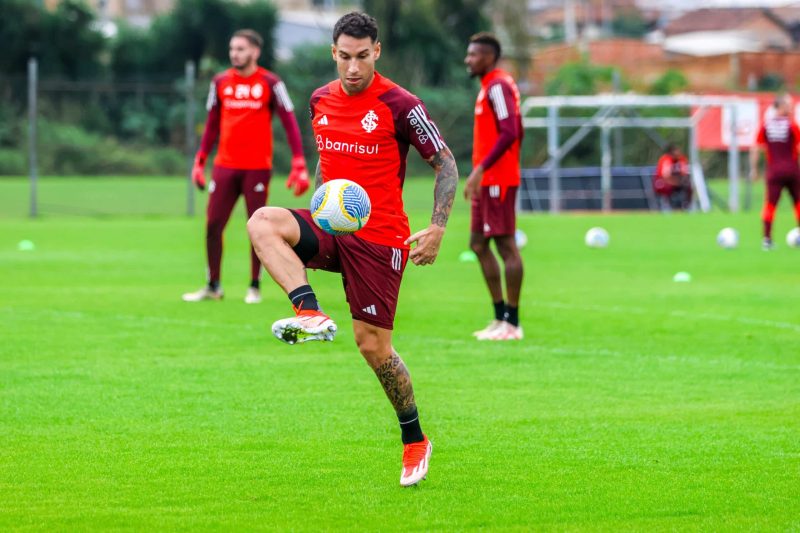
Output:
top-left (373, 350), bottom-right (416, 417)
top-left (354, 320), bottom-right (424, 443)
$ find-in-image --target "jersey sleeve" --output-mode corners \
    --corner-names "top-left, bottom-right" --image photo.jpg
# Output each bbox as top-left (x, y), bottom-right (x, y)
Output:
top-left (480, 80), bottom-right (520, 170)
top-left (791, 122), bottom-right (800, 147)
top-left (656, 155), bottom-right (670, 177)
top-left (756, 124), bottom-right (767, 146)
top-left (267, 73), bottom-right (304, 158)
top-left (399, 98), bottom-right (446, 160)
top-left (198, 78), bottom-right (222, 156)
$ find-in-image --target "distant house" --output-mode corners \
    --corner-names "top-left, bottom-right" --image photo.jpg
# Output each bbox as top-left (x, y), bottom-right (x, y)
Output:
top-left (662, 8), bottom-right (793, 56)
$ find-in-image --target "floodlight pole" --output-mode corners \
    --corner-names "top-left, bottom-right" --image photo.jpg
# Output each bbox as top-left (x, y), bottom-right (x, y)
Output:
top-left (185, 60), bottom-right (196, 217)
top-left (547, 105), bottom-right (561, 213)
top-left (28, 57), bottom-right (38, 218)
top-left (728, 104), bottom-right (740, 212)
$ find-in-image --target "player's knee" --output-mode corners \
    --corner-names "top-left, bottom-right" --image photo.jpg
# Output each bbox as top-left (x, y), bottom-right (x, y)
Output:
top-left (470, 238), bottom-right (489, 256)
top-left (496, 238), bottom-right (520, 262)
top-left (355, 331), bottom-right (390, 368)
top-left (247, 207), bottom-right (280, 241)
top-left (206, 218), bottom-right (225, 238)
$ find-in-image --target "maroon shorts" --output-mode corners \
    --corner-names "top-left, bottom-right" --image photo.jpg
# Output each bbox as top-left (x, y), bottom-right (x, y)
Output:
top-left (765, 175), bottom-right (800, 206)
top-left (470, 185), bottom-right (517, 237)
top-left (290, 209), bottom-right (409, 330)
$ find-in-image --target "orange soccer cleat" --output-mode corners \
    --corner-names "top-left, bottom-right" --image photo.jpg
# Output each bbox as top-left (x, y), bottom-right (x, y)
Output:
top-left (271, 307), bottom-right (337, 345)
top-left (400, 435), bottom-right (432, 487)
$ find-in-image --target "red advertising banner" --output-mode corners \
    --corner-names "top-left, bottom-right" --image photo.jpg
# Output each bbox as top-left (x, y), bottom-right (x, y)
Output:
top-left (694, 92), bottom-right (798, 150)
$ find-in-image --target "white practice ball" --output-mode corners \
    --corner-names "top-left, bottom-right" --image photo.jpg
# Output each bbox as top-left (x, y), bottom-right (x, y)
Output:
top-left (585, 227), bottom-right (610, 248)
top-left (786, 227), bottom-right (800, 248)
top-left (515, 228), bottom-right (528, 249)
top-left (310, 179), bottom-right (371, 235)
top-left (716, 227), bottom-right (739, 249)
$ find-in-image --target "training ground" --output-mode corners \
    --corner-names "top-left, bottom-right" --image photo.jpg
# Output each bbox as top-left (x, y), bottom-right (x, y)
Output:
top-left (1, 176), bottom-right (798, 530)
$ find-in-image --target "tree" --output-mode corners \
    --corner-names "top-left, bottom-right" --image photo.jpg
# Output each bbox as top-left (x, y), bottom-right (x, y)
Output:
top-left (0, 0), bottom-right (105, 79)
top-left (361, 0), bottom-right (489, 88)
top-left (649, 69), bottom-right (688, 95)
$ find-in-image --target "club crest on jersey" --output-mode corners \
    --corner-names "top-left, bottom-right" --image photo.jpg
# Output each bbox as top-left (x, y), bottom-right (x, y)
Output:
top-left (361, 110), bottom-right (379, 133)
top-left (235, 84), bottom-right (250, 99)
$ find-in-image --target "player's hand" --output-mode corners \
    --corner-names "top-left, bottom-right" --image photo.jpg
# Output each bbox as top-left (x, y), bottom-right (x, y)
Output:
top-left (405, 224), bottom-right (445, 266)
top-left (286, 156), bottom-right (310, 196)
top-left (192, 152), bottom-right (207, 191)
top-left (464, 165), bottom-right (483, 200)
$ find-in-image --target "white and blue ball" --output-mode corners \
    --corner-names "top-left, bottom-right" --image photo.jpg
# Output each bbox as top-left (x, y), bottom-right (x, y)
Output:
top-left (716, 227), bottom-right (739, 249)
top-left (786, 227), bottom-right (800, 248)
top-left (310, 179), bottom-right (371, 235)
top-left (585, 227), bottom-right (609, 248)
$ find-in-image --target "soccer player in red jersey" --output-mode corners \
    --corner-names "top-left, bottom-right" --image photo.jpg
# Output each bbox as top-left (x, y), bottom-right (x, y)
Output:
top-left (464, 33), bottom-right (524, 341)
top-left (246, 12), bottom-right (458, 486)
top-left (653, 144), bottom-right (692, 211)
top-left (749, 93), bottom-right (800, 250)
top-left (183, 29), bottom-right (310, 304)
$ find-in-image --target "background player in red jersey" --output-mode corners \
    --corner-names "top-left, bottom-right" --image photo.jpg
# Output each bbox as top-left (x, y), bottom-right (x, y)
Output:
top-left (749, 93), bottom-right (800, 250)
top-left (464, 33), bottom-right (524, 341)
top-left (653, 144), bottom-right (692, 211)
top-left (183, 29), bottom-right (309, 304)
top-left (246, 12), bottom-right (458, 487)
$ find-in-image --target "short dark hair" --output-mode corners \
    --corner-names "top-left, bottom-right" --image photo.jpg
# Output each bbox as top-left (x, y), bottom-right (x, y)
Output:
top-left (333, 12), bottom-right (379, 44)
top-left (664, 143), bottom-right (678, 154)
top-left (469, 32), bottom-right (501, 61)
top-left (233, 29), bottom-right (263, 49)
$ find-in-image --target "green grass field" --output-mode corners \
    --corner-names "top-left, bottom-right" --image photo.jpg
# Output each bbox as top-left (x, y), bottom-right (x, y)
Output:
top-left (1, 176), bottom-right (799, 531)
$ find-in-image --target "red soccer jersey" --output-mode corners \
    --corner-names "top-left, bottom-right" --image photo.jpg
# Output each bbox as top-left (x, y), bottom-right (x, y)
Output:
top-left (200, 67), bottom-right (302, 170)
top-left (757, 116), bottom-right (800, 180)
top-left (472, 68), bottom-right (523, 188)
top-left (310, 72), bottom-right (445, 249)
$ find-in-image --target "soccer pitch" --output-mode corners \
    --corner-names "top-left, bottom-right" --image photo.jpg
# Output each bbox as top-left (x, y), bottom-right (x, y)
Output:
top-left (1, 177), bottom-right (798, 530)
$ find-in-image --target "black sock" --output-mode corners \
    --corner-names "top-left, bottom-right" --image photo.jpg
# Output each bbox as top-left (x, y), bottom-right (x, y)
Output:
top-left (506, 305), bottom-right (519, 327)
top-left (208, 280), bottom-right (220, 291)
top-left (493, 300), bottom-right (506, 321)
top-left (288, 284), bottom-right (319, 311)
top-left (399, 407), bottom-right (424, 444)
top-left (250, 279), bottom-right (260, 289)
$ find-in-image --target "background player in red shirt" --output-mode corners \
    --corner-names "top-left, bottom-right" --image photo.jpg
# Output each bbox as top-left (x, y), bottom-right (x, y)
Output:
top-left (653, 144), bottom-right (692, 211)
top-left (464, 33), bottom-right (524, 341)
top-left (182, 29), bottom-right (309, 304)
top-left (246, 12), bottom-right (458, 487)
top-left (749, 93), bottom-right (800, 250)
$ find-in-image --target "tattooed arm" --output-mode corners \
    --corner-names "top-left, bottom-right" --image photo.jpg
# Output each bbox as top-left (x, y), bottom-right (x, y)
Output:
top-left (404, 146), bottom-right (459, 266)
top-left (314, 158), bottom-right (323, 189)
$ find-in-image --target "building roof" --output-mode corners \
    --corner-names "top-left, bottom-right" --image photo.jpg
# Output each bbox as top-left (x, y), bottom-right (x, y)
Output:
top-left (664, 8), bottom-right (786, 36)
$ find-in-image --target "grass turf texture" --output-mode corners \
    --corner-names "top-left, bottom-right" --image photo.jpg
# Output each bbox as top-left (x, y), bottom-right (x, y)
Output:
top-left (1, 176), bottom-right (799, 530)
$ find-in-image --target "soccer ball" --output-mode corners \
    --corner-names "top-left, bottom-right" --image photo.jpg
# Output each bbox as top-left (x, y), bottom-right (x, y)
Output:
top-left (716, 227), bottom-right (739, 249)
top-left (310, 179), bottom-right (371, 235)
top-left (585, 227), bottom-right (609, 248)
top-left (515, 228), bottom-right (528, 249)
top-left (786, 227), bottom-right (800, 248)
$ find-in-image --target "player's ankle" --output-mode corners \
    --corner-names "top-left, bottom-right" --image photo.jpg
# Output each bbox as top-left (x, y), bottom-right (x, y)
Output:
top-left (288, 284), bottom-right (320, 311)
top-left (505, 305), bottom-right (519, 327)
top-left (399, 407), bottom-right (424, 444)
